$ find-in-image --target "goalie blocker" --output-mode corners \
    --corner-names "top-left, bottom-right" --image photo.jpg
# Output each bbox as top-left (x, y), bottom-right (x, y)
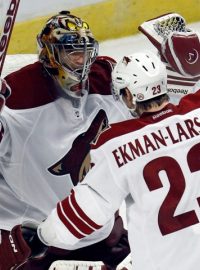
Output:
top-left (0, 214), bottom-right (130, 270)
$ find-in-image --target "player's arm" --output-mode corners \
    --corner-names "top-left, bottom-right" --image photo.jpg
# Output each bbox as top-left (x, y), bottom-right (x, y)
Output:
top-left (0, 189), bottom-right (130, 270)
top-left (1, 162), bottom-right (130, 269)
top-left (37, 157), bottom-right (130, 268)
top-left (38, 151), bottom-right (126, 249)
top-left (0, 219), bottom-right (131, 270)
top-left (37, 186), bottom-right (124, 247)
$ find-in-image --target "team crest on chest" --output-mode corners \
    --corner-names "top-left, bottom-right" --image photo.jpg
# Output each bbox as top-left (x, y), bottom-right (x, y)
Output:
top-left (48, 109), bottom-right (109, 185)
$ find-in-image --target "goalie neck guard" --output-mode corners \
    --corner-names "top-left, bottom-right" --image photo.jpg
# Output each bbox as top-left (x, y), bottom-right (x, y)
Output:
top-left (37, 10), bottom-right (99, 97)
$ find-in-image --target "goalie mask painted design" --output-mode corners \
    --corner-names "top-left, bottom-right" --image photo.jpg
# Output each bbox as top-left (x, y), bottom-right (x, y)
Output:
top-left (37, 10), bottom-right (99, 98)
top-left (112, 51), bottom-right (167, 106)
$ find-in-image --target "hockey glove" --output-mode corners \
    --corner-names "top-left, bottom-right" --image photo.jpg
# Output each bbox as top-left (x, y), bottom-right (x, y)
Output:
top-left (138, 12), bottom-right (188, 56)
top-left (161, 31), bottom-right (200, 77)
top-left (19, 214), bottom-right (130, 270)
top-left (0, 223), bottom-right (47, 270)
top-left (138, 12), bottom-right (200, 77)
top-left (54, 214), bottom-right (131, 269)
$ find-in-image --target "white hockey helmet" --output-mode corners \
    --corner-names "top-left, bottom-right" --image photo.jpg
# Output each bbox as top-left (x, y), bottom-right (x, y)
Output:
top-left (112, 51), bottom-right (167, 103)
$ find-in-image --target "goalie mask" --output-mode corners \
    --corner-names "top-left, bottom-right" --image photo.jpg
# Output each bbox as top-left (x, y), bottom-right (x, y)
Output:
top-left (37, 11), bottom-right (99, 98)
top-left (112, 51), bottom-right (167, 108)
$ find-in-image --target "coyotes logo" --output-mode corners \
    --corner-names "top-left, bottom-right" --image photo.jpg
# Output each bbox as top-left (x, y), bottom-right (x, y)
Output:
top-left (48, 109), bottom-right (109, 186)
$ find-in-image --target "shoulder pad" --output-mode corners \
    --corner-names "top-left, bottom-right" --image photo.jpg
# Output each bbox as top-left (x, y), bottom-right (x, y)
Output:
top-left (89, 56), bottom-right (117, 95)
top-left (5, 62), bottom-right (56, 109)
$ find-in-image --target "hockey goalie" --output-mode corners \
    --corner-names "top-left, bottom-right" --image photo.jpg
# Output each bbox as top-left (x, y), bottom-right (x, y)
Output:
top-left (0, 9), bottom-right (132, 270)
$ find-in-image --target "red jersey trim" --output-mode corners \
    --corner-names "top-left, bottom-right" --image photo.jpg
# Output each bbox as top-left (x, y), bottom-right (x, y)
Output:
top-left (57, 202), bottom-right (85, 239)
top-left (70, 190), bottom-right (102, 230)
top-left (92, 90), bottom-right (200, 149)
top-left (167, 80), bottom-right (196, 86)
top-left (57, 190), bottom-right (102, 239)
top-left (60, 196), bottom-right (96, 235)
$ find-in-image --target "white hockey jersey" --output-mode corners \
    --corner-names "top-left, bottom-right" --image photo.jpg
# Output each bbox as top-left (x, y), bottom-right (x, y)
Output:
top-left (39, 88), bottom-right (200, 270)
top-left (0, 58), bottom-right (131, 233)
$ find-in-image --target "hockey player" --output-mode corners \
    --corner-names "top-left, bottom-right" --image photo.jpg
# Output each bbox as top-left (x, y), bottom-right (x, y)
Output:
top-left (0, 11), bottom-right (131, 270)
top-left (30, 51), bottom-right (200, 270)
top-left (138, 12), bottom-right (200, 104)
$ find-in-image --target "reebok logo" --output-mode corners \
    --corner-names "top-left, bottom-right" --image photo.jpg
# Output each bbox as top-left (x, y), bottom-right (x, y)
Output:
top-left (9, 234), bottom-right (18, 253)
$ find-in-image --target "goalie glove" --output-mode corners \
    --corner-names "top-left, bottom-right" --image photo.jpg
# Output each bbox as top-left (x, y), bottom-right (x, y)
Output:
top-left (138, 12), bottom-right (200, 77)
top-left (0, 78), bottom-right (11, 113)
top-left (138, 12), bottom-right (189, 55)
top-left (161, 31), bottom-right (200, 77)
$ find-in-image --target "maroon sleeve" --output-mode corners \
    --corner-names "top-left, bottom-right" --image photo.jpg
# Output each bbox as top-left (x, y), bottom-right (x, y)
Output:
top-left (89, 56), bottom-right (116, 95)
top-left (5, 62), bottom-right (57, 109)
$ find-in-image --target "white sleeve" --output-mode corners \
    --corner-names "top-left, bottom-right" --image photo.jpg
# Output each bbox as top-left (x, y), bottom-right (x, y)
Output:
top-left (37, 205), bottom-right (115, 250)
top-left (37, 148), bottom-right (126, 250)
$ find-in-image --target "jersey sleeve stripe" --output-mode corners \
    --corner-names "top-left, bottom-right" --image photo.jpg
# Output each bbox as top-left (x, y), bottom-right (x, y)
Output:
top-left (57, 202), bottom-right (85, 239)
top-left (71, 190), bottom-right (102, 230)
top-left (60, 196), bottom-right (96, 235)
